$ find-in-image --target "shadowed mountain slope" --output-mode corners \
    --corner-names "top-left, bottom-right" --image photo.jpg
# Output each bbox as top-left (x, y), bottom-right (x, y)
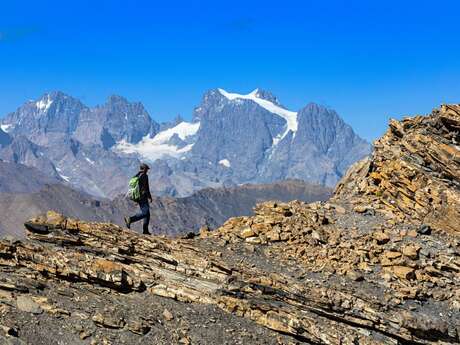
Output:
top-left (114, 179), bottom-right (332, 235)
top-left (0, 179), bottom-right (331, 238)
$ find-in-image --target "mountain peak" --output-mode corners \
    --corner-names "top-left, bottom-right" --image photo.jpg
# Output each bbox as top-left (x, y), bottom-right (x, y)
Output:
top-left (37, 90), bottom-right (75, 102)
top-left (35, 93), bottom-right (54, 112)
top-left (303, 102), bottom-right (332, 112)
top-left (217, 88), bottom-right (281, 105)
top-left (107, 94), bottom-right (129, 105)
top-left (253, 89), bottom-right (281, 105)
top-left (31, 91), bottom-right (84, 113)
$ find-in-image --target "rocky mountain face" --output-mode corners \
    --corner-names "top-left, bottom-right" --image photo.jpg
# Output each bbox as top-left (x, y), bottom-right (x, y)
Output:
top-left (0, 104), bottom-right (458, 344)
top-left (0, 89), bottom-right (370, 198)
top-left (73, 95), bottom-right (159, 149)
top-left (162, 89), bottom-right (370, 191)
top-left (0, 136), bottom-right (61, 180)
top-left (0, 92), bottom-right (156, 198)
top-left (258, 102), bottom-right (370, 185)
top-left (3, 91), bottom-right (86, 146)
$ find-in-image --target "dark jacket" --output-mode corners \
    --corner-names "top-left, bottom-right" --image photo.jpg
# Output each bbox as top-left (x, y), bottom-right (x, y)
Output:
top-left (136, 171), bottom-right (152, 203)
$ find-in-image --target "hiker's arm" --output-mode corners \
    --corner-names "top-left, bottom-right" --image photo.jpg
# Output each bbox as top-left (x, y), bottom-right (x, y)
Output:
top-left (146, 176), bottom-right (152, 202)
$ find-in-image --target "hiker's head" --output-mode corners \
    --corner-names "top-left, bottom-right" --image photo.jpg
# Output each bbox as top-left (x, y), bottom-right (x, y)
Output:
top-left (139, 163), bottom-right (150, 173)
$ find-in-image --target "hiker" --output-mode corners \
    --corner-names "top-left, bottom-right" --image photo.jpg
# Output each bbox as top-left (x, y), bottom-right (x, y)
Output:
top-left (124, 163), bottom-right (153, 235)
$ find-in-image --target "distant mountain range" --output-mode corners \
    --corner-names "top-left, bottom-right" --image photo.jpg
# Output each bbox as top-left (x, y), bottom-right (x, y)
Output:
top-left (0, 88), bottom-right (371, 198)
top-left (0, 160), bottom-right (331, 237)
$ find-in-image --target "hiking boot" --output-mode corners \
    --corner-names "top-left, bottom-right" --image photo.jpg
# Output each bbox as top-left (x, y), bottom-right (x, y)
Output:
top-left (124, 216), bottom-right (131, 229)
top-left (143, 229), bottom-right (151, 235)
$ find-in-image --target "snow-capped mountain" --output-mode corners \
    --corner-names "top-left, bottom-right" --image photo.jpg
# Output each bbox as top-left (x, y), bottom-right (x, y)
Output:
top-left (115, 121), bottom-right (200, 161)
top-left (1, 91), bottom-right (86, 146)
top-left (0, 88), bottom-right (371, 197)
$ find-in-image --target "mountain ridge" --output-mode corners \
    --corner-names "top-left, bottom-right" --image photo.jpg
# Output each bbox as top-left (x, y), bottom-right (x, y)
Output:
top-left (1, 88), bottom-right (371, 198)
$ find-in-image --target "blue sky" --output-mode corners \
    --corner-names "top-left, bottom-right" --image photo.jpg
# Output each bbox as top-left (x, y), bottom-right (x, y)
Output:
top-left (1, 0), bottom-right (459, 141)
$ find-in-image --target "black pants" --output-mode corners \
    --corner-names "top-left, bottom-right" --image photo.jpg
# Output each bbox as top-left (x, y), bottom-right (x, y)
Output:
top-left (129, 201), bottom-right (150, 233)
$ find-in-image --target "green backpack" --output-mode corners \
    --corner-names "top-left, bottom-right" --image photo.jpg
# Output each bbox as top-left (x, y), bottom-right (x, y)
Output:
top-left (127, 176), bottom-right (141, 202)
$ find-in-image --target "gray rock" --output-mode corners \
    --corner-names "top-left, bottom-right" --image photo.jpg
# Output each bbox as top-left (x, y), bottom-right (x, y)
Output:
top-left (16, 295), bottom-right (42, 314)
top-left (0, 335), bottom-right (28, 345)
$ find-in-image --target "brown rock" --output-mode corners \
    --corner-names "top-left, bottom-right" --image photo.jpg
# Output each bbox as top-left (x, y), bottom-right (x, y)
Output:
top-left (128, 319), bottom-right (151, 335)
top-left (391, 266), bottom-right (416, 280)
top-left (383, 251), bottom-right (402, 260)
top-left (240, 227), bottom-right (255, 239)
top-left (79, 330), bottom-right (92, 340)
top-left (245, 237), bottom-right (261, 244)
top-left (92, 312), bottom-right (125, 329)
top-left (402, 244), bottom-right (421, 260)
top-left (346, 270), bottom-right (364, 281)
top-left (407, 230), bottom-right (418, 238)
top-left (5, 104), bottom-right (460, 345)
top-left (353, 205), bottom-right (368, 213)
top-left (372, 231), bottom-right (390, 245)
top-left (163, 308), bottom-right (174, 321)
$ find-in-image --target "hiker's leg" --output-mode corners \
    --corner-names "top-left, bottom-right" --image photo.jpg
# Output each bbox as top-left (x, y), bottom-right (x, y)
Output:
top-left (142, 208), bottom-right (150, 234)
top-left (130, 202), bottom-right (148, 223)
top-left (138, 202), bottom-right (150, 233)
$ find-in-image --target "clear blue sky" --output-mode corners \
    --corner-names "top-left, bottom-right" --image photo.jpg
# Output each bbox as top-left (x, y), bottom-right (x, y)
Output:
top-left (1, 0), bottom-right (459, 141)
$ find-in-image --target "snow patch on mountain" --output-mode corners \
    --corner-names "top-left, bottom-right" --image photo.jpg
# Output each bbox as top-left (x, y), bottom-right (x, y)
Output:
top-left (1, 124), bottom-right (13, 133)
top-left (85, 157), bottom-right (95, 165)
top-left (152, 121), bottom-right (200, 142)
top-left (218, 88), bottom-right (298, 143)
top-left (60, 174), bottom-right (70, 182)
top-left (115, 121), bottom-right (199, 161)
top-left (56, 168), bottom-right (70, 182)
top-left (219, 159), bottom-right (231, 168)
top-left (36, 95), bottom-right (53, 112)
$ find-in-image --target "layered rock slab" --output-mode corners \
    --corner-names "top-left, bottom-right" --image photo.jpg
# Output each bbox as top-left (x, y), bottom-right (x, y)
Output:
top-left (335, 104), bottom-right (460, 234)
top-left (1, 205), bottom-right (458, 344)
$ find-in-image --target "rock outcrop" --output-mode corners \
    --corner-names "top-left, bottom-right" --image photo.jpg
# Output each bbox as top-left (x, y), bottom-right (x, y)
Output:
top-left (335, 104), bottom-right (460, 234)
top-left (0, 104), bottom-right (459, 344)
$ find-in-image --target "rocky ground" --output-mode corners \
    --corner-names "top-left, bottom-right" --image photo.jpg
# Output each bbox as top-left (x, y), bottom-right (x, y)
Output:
top-left (0, 104), bottom-right (459, 344)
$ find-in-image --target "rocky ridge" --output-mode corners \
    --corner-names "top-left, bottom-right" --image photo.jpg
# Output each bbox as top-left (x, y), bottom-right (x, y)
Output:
top-left (335, 104), bottom-right (460, 234)
top-left (0, 105), bottom-right (458, 344)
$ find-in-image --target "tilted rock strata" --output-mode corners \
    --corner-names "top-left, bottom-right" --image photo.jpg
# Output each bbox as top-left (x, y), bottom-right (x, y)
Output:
top-left (335, 104), bottom-right (460, 234)
top-left (0, 208), bottom-right (458, 344)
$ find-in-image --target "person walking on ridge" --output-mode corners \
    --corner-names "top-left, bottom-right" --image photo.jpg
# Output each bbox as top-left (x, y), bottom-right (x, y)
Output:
top-left (124, 163), bottom-right (152, 235)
